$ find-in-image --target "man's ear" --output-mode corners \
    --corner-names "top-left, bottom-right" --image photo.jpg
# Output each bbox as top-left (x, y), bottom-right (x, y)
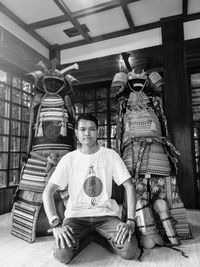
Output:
top-left (75, 129), bottom-right (78, 138)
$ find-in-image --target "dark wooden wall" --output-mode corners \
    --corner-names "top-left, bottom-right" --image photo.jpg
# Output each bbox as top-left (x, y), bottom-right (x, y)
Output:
top-left (161, 17), bottom-right (196, 208)
top-left (0, 188), bottom-right (16, 215)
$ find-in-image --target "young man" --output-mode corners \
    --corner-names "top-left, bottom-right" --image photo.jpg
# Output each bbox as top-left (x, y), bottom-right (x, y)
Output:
top-left (42, 113), bottom-right (140, 264)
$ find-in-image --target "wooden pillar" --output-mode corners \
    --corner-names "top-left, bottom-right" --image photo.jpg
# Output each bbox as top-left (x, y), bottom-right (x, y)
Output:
top-left (161, 17), bottom-right (196, 208)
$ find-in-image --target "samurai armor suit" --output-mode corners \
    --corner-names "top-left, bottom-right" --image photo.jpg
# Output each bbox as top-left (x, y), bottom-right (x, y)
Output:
top-left (11, 62), bottom-right (78, 242)
top-left (112, 68), bottom-right (192, 247)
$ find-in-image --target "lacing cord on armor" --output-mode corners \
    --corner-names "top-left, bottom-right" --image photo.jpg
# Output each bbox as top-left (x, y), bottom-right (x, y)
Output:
top-left (137, 223), bottom-right (156, 229)
top-left (136, 202), bottom-right (151, 212)
top-left (156, 244), bottom-right (189, 258)
top-left (136, 241), bottom-right (189, 260)
top-left (34, 93), bottom-right (47, 137)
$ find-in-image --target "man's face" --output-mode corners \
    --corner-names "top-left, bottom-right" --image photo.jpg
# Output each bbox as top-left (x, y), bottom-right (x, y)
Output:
top-left (76, 119), bottom-right (98, 147)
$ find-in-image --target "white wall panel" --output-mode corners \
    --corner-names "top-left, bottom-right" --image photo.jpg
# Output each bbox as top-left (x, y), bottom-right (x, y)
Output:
top-left (61, 28), bottom-right (162, 64)
top-left (184, 20), bottom-right (200, 40)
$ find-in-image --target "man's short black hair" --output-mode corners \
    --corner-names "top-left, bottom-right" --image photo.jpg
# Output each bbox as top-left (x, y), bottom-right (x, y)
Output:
top-left (75, 113), bottom-right (98, 129)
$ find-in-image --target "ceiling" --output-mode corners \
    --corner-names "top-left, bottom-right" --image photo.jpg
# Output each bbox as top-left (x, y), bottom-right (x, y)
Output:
top-left (0, 0), bottom-right (200, 66)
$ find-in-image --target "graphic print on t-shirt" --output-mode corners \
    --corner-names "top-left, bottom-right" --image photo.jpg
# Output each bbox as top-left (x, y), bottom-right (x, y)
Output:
top-left (83, 165), bottom-right (103, 206)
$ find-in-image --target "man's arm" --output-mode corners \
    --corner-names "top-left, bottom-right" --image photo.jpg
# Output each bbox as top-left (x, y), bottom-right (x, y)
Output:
top-left (42, 182), bottom-right (75, 248)
top-left (42, 182), bottom-right (59, 221)
top-left (115, 178), bottom-right (136, 244)
top-left (123, 177), bottom-right (136, 220)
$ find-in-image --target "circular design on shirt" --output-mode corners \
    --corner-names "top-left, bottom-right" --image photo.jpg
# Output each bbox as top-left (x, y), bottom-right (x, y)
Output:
top-left (83, 176), bottom-right (103, 197)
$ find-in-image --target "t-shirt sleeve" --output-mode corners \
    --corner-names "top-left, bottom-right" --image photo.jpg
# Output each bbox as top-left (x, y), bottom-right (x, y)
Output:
top-left (48, 155), bottom-right (69, 190)
top-left (112, 150), bottom-right (131, 185)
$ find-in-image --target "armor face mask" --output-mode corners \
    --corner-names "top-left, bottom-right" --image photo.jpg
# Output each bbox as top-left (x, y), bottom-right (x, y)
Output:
top-left (42, 70), bottom-right (67, 94)
top-left (127, 69), bottom-right (147, 91)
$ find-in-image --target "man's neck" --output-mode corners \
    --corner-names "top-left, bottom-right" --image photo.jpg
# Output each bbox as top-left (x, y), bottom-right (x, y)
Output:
top-left (79, 144), bottom-right (100, 155)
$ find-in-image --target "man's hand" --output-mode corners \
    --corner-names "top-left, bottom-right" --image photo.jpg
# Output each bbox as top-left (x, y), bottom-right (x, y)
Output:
top-left (114, 220), bottom-right (136, 245)
top-left (53, 225), bottom-right (75, 249)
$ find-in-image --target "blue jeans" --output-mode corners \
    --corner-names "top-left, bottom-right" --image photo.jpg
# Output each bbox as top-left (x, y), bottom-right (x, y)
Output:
top-left (54, 216), bottom-right (140, 264)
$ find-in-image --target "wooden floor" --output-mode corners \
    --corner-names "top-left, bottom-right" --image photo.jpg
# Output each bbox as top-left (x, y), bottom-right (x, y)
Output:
top-left (0, 210), bottom-right (200, 267)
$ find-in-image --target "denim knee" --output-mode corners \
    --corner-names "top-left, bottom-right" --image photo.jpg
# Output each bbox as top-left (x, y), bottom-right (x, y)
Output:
top-left (119, 244), bottom-right (138, 260)
top-left (54, 246), bottom-right (74, 264)
top-left (114, 236), bottom-right (140, 260)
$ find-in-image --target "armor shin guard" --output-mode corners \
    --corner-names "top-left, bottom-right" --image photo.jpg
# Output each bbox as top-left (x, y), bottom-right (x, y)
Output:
top-left (153, 199), bottom-right (180, 246)
top-left (136, 200), bottom-right (164, 249)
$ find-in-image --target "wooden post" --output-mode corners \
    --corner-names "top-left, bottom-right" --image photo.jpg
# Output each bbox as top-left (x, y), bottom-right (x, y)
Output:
top-left (161, 16), bottom-right (196, 208)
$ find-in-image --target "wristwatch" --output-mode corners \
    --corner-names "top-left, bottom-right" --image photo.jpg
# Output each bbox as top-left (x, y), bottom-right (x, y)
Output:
top-left (126, 218), bottom-right (136, 225)
top-left (49, 215), bottom-right (61, 228)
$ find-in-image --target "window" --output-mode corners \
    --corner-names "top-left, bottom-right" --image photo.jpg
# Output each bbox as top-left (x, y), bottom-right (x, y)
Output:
top-left (0, 68), bottom-right (33, 188)
top-left (72, 81), bottom-right (117, 150)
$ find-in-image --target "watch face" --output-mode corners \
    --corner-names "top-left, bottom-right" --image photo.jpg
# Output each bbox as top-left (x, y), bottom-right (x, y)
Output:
top-left (50, 218), bottom-right (60, 227)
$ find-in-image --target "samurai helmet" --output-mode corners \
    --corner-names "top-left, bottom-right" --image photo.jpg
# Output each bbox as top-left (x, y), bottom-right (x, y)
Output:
top-left (27, 59), bottom-right (79, 95)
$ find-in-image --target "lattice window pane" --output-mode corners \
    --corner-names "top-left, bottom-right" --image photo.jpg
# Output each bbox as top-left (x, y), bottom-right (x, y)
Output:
top-left (0, 171), bottom-right (7, 188)
top-left (0, 83), bottom-right (10, 100)
top-left (0, 153), bottom-right (8, 169)
top-left (11, 121), bottom-right (21, 136)
top-left (21, 122), bottom-right (29, 137)
top-left (96, 87), bottom-right (107, 99)
top-left (11, 105), bottom-right (21, 120)
top-left (0, 100), bottom-right (10, 118)
top-left (85, 101), bottom-right (95, 113)
top-left (10, 153), bottom-right (20, 168)
top-left (12, 88), bottom-right (21, 104)
top-left (12, 76), bottom-right (21, 89)
top-left (21, 138), bottom-right (28, 152)
top-left (21, 107), bottom-right (29, 121)
top-left (0, 136), bottom-right (9, 151)
top-left (22, 81), bottom-right (32, 93)
top-left (96, 112), bottom-right (107, 125)
top-left (0, 118), bottom-right (9, 134)
top-left (9, 169), bottom-right (20, 186)
top-left (10, 137), bottom-right (20, 152)
top-left (22, 92), bottom-right (31, 107)
top-left (0, 69), bottom-right (11, 84)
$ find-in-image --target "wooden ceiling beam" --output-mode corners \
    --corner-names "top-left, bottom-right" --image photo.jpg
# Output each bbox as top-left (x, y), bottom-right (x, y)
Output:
top-left (2, 0), bottom-right (199, 56)
top-left (28, 15), bottom-right (67, 30)
top-left (53, 0), bottom-right (91, 43)
top-left (72, 0), bottom-right (140, 18)
top-left (74, 0), bottom-right (121, 17)
top-left (59, 28), bottom-right (133, 50)
top-left (120, 0), bottom-right (135, 32)
top-left (0, 2), bottom-right (51, 49)
top-left (28, 0), bottom-right (141, 30)
top-left (182, 0), bottom-right (188, 17)
top-left (28, 1), bottom-right (120, 29)
top-left (59, 21), bottom-right (160, 50)
top-left (184, 12), bottom-right (200, 21)
top-left (59, 9), bottom-right (200, 51)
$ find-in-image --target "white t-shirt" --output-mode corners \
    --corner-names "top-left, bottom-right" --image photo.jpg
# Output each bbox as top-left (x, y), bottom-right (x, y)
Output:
top-left (49, 147), bottom-right (131, 218)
